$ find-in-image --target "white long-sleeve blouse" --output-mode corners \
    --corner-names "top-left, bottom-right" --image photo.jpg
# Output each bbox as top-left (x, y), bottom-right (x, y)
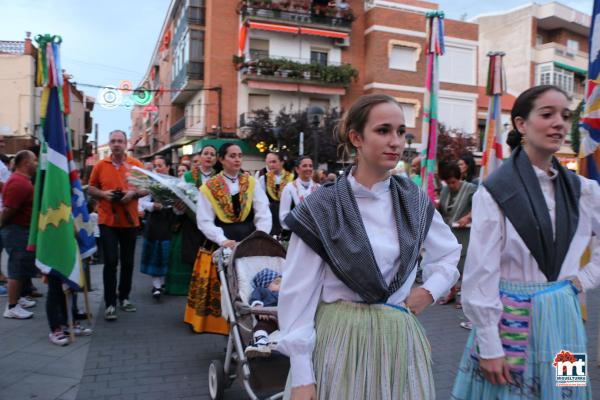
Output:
top-left (277, 173), bottom-right (462, 388)
top-left (195, 175), bottom-right (272, 245)
top-left (462, 167), bottom-right (600, 360)
top-left (279, 178), bottom-right (319, 230)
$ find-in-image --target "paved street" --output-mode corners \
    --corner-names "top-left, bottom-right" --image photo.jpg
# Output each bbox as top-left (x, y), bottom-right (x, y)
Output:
top-left (2, 241), bottom-right (600, 399)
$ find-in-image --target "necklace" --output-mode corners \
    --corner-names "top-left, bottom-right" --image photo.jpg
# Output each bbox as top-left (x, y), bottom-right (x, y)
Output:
top-left (223, 173), bottom-right (238, 183)
top-left (201, 168), bottom-right (213, 180)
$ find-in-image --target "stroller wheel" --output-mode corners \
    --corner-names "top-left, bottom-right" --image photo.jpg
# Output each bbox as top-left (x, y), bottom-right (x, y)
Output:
top-left (208, 359), bottom-right (226, 400)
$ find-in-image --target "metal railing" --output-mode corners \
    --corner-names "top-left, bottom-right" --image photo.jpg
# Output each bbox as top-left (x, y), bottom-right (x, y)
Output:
top-left (0, 41), bottom-right (25, 54)
top-left (241, 6), bottom-right (352, 29)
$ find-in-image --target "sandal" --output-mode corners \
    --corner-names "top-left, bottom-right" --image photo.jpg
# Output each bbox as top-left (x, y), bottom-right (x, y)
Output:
top-left (438, 295), bottom-right (456, 305)
top-left (438, 286), bottom-right (457, 305)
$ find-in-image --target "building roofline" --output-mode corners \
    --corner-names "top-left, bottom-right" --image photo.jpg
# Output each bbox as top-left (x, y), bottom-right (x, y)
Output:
top-left (469, 2), bottom-right (535, 22)
top-left (138, 0), bottom-right (178, 87)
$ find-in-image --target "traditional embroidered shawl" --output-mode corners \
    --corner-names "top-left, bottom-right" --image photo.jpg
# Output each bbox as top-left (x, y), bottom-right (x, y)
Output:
top-left (285, 171), bottom-right (435, 303)
top-left (265, 170), bottom-right (294, 201)
top-left (201, 173), bottom-right (256, 223)
top-left (483, 146), bottom-right (581, 281)
top-left (291, 179), bottom-right (319, 204)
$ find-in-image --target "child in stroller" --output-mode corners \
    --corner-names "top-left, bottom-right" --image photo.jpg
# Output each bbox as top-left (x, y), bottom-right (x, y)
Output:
top-left (245, 268), bottom-right (281, 358)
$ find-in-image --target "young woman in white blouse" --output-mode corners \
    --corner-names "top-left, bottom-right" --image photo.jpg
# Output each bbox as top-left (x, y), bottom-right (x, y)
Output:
top-left (279, 156), bottom-right (320, 232)
top-left (187, 143), bottom-right (272, 335)
top-left (259, 152), bottom-right (294, 236)
top-left (278, 94), bottom-right (461, 400)
top-left (196, 143), bottom-right (272, 248)
top-left (452, 85), bottom-right (600, 399)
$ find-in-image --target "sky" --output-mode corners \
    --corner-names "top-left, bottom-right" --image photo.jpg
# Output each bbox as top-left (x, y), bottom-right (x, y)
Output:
top-left (0, 0), bottom-right (594, 145)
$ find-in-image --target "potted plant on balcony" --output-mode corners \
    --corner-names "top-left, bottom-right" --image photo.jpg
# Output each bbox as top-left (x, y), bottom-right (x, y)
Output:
top-left (309, 62), bottom-right (324, 80)
top-left (232, 55), bottom-right (245, 70)
top-left (247, 59), bottom-right (257, 74)
top-left (276, 59), bottom-right (291, 78)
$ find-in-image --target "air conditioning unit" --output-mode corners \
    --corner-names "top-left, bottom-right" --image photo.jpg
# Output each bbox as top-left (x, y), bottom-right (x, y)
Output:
top-left (333, 36), bottom-right (350, 48)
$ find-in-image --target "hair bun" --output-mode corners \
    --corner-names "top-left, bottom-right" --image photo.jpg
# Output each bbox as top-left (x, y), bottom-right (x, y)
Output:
top-left (506, 129), bottom-right (522, 151)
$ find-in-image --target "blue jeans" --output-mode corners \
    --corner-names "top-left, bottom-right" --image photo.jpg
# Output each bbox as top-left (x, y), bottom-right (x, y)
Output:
top-left (2, 225), bottom-right (37, 279)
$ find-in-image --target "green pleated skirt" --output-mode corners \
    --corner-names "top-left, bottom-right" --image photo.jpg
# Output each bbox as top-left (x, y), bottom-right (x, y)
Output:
top-left (285, 301), bottom-right (435, 400)
top-left (164, 231), bottom-right (193, 295)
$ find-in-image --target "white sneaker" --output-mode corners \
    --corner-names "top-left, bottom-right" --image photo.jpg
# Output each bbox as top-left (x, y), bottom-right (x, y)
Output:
top-left (73, 323), bottom-right (93, 336)
top-left (18, 297), bottom-right (36, 309)
top-left (3, 304), bottom-right (33, 319)
top-left (49, 331), bottom-right (69, 346)
top-left (245, 334), bottom-right (271, 358)
top-left (104, 305), bottom-right (117, 321)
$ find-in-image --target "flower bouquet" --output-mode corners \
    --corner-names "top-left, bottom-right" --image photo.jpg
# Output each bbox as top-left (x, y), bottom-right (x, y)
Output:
top-left (129, 166), bottom-right (199, 220)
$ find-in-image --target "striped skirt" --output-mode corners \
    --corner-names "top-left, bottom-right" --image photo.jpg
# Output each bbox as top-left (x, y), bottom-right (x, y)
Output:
top-left (451, 280), bottom-right (591, 399)
top-left (285, 301), bottom-right (435, 400)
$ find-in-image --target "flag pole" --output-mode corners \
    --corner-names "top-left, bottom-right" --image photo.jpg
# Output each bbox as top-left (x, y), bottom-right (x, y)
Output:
top-left (479, 51), bottom-right (506, 182)
top-left (420, 10), bottom-right (445, 202)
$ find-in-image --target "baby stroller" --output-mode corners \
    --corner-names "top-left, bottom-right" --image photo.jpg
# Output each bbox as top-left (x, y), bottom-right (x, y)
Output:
top-left (208, 231), bottom-right (290, 400)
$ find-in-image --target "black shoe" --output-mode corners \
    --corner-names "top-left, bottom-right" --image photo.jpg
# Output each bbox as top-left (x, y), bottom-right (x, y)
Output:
top-left (152, 287), bottom-right (161, 300)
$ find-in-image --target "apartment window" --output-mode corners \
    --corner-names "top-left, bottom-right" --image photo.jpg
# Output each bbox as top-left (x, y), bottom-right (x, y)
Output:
top-left (248, 94), bottom-right (270, 117)
top-left (249, 39), bottom-right (269, 60)
top-left (399, 103), bottom-right (416, 128)
top-left (190, 29), bottom-right (204, 61)
top-left (439, 44), bottom-right (476, 85)
top-left (566, 39), bottom-right (579, 55)
top-left (554, 66), bottom-right (574, 94)
top-left (389, 45), bottom-right (417, 71)
top-left (538, 64), bottom-right (553, 85)
top-left (438, 96), bottom-right (476, 133)
top-left (536, 63), bottom-right (574, 94)
top-left (311, 49), bottom-right (329, 66)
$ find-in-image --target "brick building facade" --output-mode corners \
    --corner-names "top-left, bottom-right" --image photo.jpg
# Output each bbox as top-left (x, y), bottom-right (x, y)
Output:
top-left (132, 0), bottom-right (480, 164)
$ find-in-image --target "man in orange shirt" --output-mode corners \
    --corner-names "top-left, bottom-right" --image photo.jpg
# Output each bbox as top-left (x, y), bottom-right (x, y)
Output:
top-left (88, 130), bottom-right (146, 321)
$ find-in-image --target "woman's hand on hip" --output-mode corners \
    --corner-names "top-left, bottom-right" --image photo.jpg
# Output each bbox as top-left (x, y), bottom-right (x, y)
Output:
top-left (479, 357), bottom-right (514, 385)
top-left (405, 287), bottom-right (434, 315)
top-left (291, 384), bottom-right (316, 400)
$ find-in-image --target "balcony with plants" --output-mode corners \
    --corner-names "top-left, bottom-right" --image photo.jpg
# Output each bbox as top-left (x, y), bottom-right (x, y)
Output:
top-left (234, 55), bottom-right (358, 87)
top-left (238, 0), bottom-right (354, 32)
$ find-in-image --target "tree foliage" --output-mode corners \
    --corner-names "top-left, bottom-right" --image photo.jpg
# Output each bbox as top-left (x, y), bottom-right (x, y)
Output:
top-left (436, 123), bottom-right (478, 163)
top-left (570, 100), bottom-right (583, 154)
top-left (243, 107), bottom-right (342, 165)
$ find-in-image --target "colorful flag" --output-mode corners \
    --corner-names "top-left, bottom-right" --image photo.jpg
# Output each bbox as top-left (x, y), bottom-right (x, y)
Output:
top-left (28, 87), bottom-right (81, 288)
top-left (420, 11), bottom-right (445, 202)
top-left (28, 34), bottom-right (86, 288)
top-left (480, 52), bottom-right (507, 181)
top-left (579, 0), bottom-right (600, 183)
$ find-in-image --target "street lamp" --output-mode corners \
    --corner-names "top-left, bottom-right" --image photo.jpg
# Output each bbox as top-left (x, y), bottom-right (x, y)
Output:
top-left (307, 105), bottom-right (325, 166)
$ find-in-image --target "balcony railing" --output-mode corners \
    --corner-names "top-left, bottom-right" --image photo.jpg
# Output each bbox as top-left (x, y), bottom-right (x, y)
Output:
top-left (236, 56), bottom-right (357, 86)
top-left (171, 61), bottom-right (204, 102)
top-left (173, 5), bottom-right (206, 48)
top-left (241, 4), bottom-right (353, 31)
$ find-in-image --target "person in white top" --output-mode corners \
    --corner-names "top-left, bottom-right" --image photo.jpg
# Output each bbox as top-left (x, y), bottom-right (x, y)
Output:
top-left (279, 156), bottom-right (320, 232)
top-left (278, 94), bottom-right (461, 400)
top-left (196, 143), bottom-right (272, 248)
top-left (259, 152), bottom-right (294, 236)
top-left (452, 85), bottom-right (600, 399)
